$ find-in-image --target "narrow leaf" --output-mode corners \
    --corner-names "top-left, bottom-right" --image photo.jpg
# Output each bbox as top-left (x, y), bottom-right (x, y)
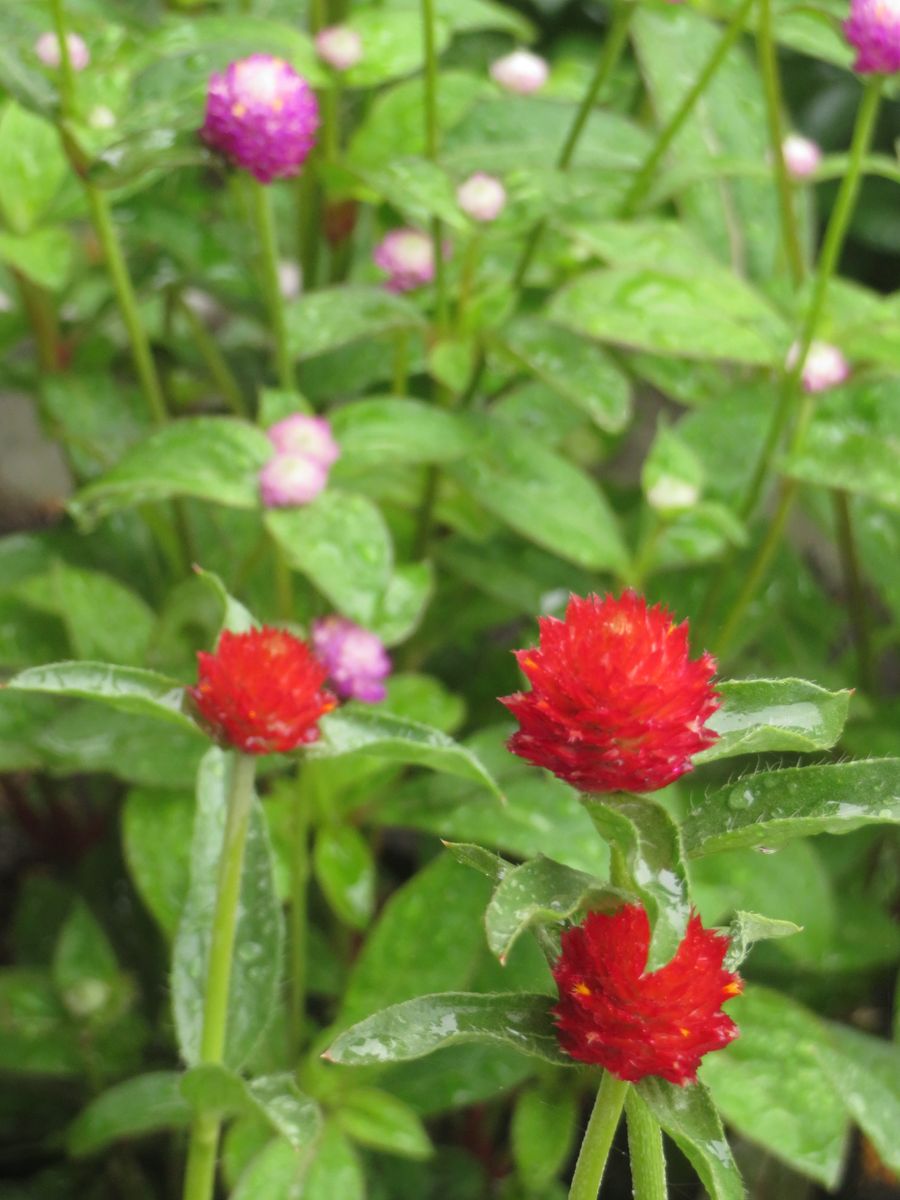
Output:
top-left (68, 1073), bottom-right (191, 1157)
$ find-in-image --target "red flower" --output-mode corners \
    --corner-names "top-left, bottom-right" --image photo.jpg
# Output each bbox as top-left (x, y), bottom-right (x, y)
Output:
top-left (500, 591), bottom-right (719, 794)
top-left (552, 905), bottom-right (742, 1085)
top-left (189, 627), bottom-right (336, 754)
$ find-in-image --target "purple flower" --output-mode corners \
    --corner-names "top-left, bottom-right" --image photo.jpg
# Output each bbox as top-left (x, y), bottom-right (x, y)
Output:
top-left (373, 228), bottom-right (443, 292)
top-left (35, 31), bottom-right (90, 71)
top-left (315, 25), bottom-right (364, 72)
top-left (844, 0), bottom-right (900, 73)
top-left (786, 340), bottom-right (850, 393)
top-left (259, 454), bottom-right (329, 508)
top-left (457, 173), bottom-right (507, 222)
top-left (267, 414), bottom-right (340, 467)
top-left (202, 55), bottom-right (319, 184)
top-left (311, 616), bottom-right (391, 702)
top-left (782, 134), bottom-right (822, 180)
top-left (489, 49), bottom-right (548, 95)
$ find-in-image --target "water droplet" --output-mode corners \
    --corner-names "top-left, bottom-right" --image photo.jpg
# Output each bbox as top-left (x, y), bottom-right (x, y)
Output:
top-left (729, 787), bottom-right (755, 810)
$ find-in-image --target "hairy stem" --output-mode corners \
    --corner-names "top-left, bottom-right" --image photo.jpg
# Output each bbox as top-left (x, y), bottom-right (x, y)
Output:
top-left (626, 1091), bottom-right (667, 1200)
top-left (250, 179), bottom-right (297, 393)
top-left (569, 1073), bottom-right (629, 1200)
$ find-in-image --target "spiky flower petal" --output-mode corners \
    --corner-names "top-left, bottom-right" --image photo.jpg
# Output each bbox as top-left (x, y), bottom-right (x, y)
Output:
top-left (189, 627), bottom-right (335, 753)
top-left (552, 905), bottom-right (742, 1085)
top-left (844, 0), bottom-right (900, 73)
top-left (500, 591), bottom-right (719, 794)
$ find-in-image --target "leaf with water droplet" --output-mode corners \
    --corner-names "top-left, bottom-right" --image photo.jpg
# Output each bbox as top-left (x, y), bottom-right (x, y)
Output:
top-left (636, 1078), bottom-right (744, 1200)
top-left (721, 911), bottom-right (802, 970)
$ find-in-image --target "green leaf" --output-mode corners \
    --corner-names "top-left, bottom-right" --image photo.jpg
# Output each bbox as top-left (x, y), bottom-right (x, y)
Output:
top-left (721, 911), bottom-right (802, 971)
top-left (369, 562), bottom-right (434, 646)
top-left (182, 1065), bottom-right (321, 1151)
top-left (122, 788), bottom-right (193, 939)
top-left (314, 825), bottom-right (376, 930)
top-left (311, 708), bottom-right (501, 799)
top-left (444, 842), bottom-right (511, 883)
top-left (0, 969), bottom-right (82, 1076)
top-left (549, 264), bottom-right (785, 365)
top-left (265, 490), bottom-right (393, 627)
top-left (331, 398), bottom-right (475, 471)
top-left (5, 662), bottom-right (200, 736)
top-left (231, 1137), bottom-right (302, 1200)
top-left (683, 759), bottom-right (900, 856)
top-left (88, 128), bottom-right (215, 189)
top-left (172, 749), bottom-right (284, 1069)
top-left (817, 1023), bottom-right (900, 1174)
top-left (341, 11), bottom-right (450, 87)
top-left (326, 992), bottom-right (570, 1067)
top-left (0, 227), bottom-right (73, 291)
top-left (335, 1088), bottom-right (432, 1160)
top-left (285, 286), bottom-right (425, 360)
top-left (636, 1079), bottom-right (744, 1200)
top-left (696, 677), bottom-right (852, 763)
top-left (67, 1073), bottom-right (191, 1157)
top-left (69, 418), bottom-right (271, 526)
top-left (492, 317), bottom-right (632, 435)
top-left (0, 102), bottom-right (68, 233)
top-left (353, 158), bottom-right (467, 230)
top-left (484, 856), bottom-right (624, 963)
top-left (700, 986), bottom-right (849, 1187)
top-left (641, 424), bottom-right (704, 515)
top-left (0, 46), bottom-right (57, 116)
top-left (194, 566), bottom-right (257, 635)
top-left (511, 1081), bottom-right (578, 1191)
top-left (448, 414), bottom-right (628, 572)
top-left (581, 792), bottom-right (689, 970)
top-left (53, 902), bottom-right (119, 1020)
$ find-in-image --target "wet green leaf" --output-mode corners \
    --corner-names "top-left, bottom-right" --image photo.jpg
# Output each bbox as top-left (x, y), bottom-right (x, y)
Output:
top-left (817, 1023), bottom-right (900, 1174)
top-left (684, 759), bottom-right (900, 856)
top-left (53, 903), bottom-right (119, 1020)
top-left (0, 102), bottom-right (68, 233)
top-left (304, 1124), bottom-right (365, 1200)
top-left (122, 788), bottom-right (193, 939)
top-left (67, 1073), bottom-right (191, 1157)
top-left (326, 992), bottom-right (570, 1067)
top-left (314, 825), bottom-right (376, 930)
top-left (335, 1088), bottom-right (432, 1159)
top-left (193, 567), bottom-right (257, 635)
top-left (0, 969), bottom-right (83, 1076)
top-left (721, 911), bottom-right (802, 971)
top-left (637, 1079), bottom-right (744, 1200)
top-left (342, 11), bottom-right (449, 87)
top-left (0, 227), bottom-right (74, 291)
top-left (182, 1065), bottom-right (320, 1151)
top-left (511, 1080), bottom-right (578, 1191)
top-left (353, 158), bottom-right (467, 229)
top-left (285, 286), bottom-right (425, 360)
top-left (369, 562), bottom-right (434, 646)
top-left (444, 842), bottom-right (511, 883)
top-left (696, 677), bottom-right (853, 763)
top-left (331, 398), bottom-right (475, 471)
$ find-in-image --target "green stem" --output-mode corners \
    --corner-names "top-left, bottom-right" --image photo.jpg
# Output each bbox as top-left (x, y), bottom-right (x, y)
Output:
top-left (296, 168), bottom-right (321, 295)
top-left (181, 754), bottom-right (257, 1200)
top-left (50, 0), bottom-right (77, 116)
top-left (289, 765), bottom-right (311, 1059)
top-left (392, 329), bottom-right (409, 395)
top-left (421, 0), bottom-right (449, 333)
top-left (626, 1091), bottom-right (667, 1200)
top-left (178, 296), bottom-right (249, 417)
top-left (832, 489), bottom-right (875, 694)
top-left (14, 272), bottom-right (60, 374)
top-left (250, 179), bottom-right (296, 393)
top-left (569, 1073), bottom-right (629, 1200)
top-left (272, 537), bottom-right (294, 620)
top-left (322, 83), bottom-right (341, 164)
top-left (756, 0), bottom-right (804, 286)
top-left (619, 0), bottom-right (756, 217)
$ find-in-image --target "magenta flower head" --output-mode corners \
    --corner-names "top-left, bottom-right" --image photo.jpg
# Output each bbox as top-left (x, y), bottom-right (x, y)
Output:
top-left (374, 228), bottom-right (443, 292)
top-left (202, 55), bottom-right (319, 184)
top-left (457, 173), bottom-right (507, 222)
top-left (259, 454), bottom-right (328, 508)
top-left (315, 25), bottom-right (364, 72)
top-left (844, 0), bottom-right (900, 72)
top-left (35, 31), bottom-right (90, 71)
top-left (311, 616), bottom-right (392, 703)
top-left (786, 340), bottom-right (850, 393)
top-left (782, 134), bottom-right (822, 180)
top-left (268, 414), bottom-right (340, 467)
top-left (489, 49), bottom-right (548, 95)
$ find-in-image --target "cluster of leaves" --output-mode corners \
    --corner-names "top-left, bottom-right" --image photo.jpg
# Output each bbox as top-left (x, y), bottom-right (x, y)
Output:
top-left (0, 0), bottom-right (899, 1198)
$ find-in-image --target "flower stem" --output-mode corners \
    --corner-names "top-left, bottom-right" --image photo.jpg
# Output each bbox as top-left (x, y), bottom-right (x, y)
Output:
top-left (14, 272), bottom-right (60, 374)
top-left (832, 488), bottom-right (875, 694)
top-left (421, 0), bottom-right (449, 333)
top-left (296, 168), bottom-right (321, 294)
top-left (619, 0), bottom-right (756, 217)
top-left (756, 0), bottom-right (804, 286)
top-left (289, 764), bottom-right (312, 1059)
top-left (392, 329), bottom-right (410, 396)
top-left (50, 0), bottom-right (77, 116)
top-left (181, 753), bottom-right (257, 1200)
top-left (249, 179), bottom-right (296, 393)
top-left (569, 1073), bottom-right (629, 1200)
top-left (626, 1090), bottom-right (667, 1200)
top-left (178, 295), bottom-right (249, 418)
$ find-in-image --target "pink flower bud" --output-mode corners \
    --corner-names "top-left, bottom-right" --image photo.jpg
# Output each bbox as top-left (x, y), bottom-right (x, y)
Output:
top-left (782, 134), bottom-right (822, 180)
top-left (373, 228), bottom-right (445, 292)
top-left (786, 341), bottom-right (850, 393)
top-left (315, 25), bottom-right (364, 72)
top-left (202, 55), bottom-right (319, 184)
top-left (35, 31), bottom-right (90, 71)
top-left (278, 260), bottom-right (301, 300)
top-left (489, 49), bottom-right (548, 95)
top-left (311, 616), bottom-right (391, 703)
top-left (844, 0), bottom-right (900, 73)
top-left (267, 414), bottom-right (340, 467)
top-left (259, 453), bottom-right (329, 508)
top-left (456, 172), bottom-right (507, 222)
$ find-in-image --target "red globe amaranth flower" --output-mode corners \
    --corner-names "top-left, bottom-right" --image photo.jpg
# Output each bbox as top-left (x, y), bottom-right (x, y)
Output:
top-left (189, 627), bottom-right (336, 754)
top-left (553, 905), bottom-right (742, 1085)
top-left (500, 591), bottom-right (719, 794)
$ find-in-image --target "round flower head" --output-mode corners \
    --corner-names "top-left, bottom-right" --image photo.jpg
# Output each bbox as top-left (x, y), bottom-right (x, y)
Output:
top-left (35, 31), bottom-right (90, 71)
top-left (259, 453), bottom-right (329, 508)
top-left (786, 340), bottom-right (850, 393)
top-left (457, 173), bottom-right (507, 223)
top-left (844, 0), bottom-right (900, 73)
top-left (315, 25), bottom-right (364, 72)
top-left (267, 413), bottom-right (340, 467)
top-left (553, 905), bottom-right (742, 1085)
top-left (312, 616), bottom-right (392, 702)
top-left (202, 55), bottom-right (319, 184)
top-left (782, 134), bottom-right (822, 180)
top-left (500, 591), bottom-right (719, 794)
top-left (374, 228), bottom-right (439, 293)
top-left (490, 49), bottom-right (549, 95)
top-left (189, 627), bottom-right (336, 754)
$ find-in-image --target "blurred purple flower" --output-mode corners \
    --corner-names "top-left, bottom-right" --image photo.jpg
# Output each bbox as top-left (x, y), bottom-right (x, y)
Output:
top-left (35, 31), bottom-right (90, 70)
top-left (786, 340), bottom-right (850, 393)
top-left (782, 134), bottom-right (822, 180)
top-left (315, 25), bottom-right (364, 71)
top-left (373, 228), bottom-right (445, 292)
top-left (844, 0), bottom-right (900, 73)
top-left (311, 616), bottom-right (391, 702)
top-left (489, 49), bottom-right (548, 95)
top-left (457, 173), bottom-right (507, 222)
top-left (267, 413), bottom-right (340, 467)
